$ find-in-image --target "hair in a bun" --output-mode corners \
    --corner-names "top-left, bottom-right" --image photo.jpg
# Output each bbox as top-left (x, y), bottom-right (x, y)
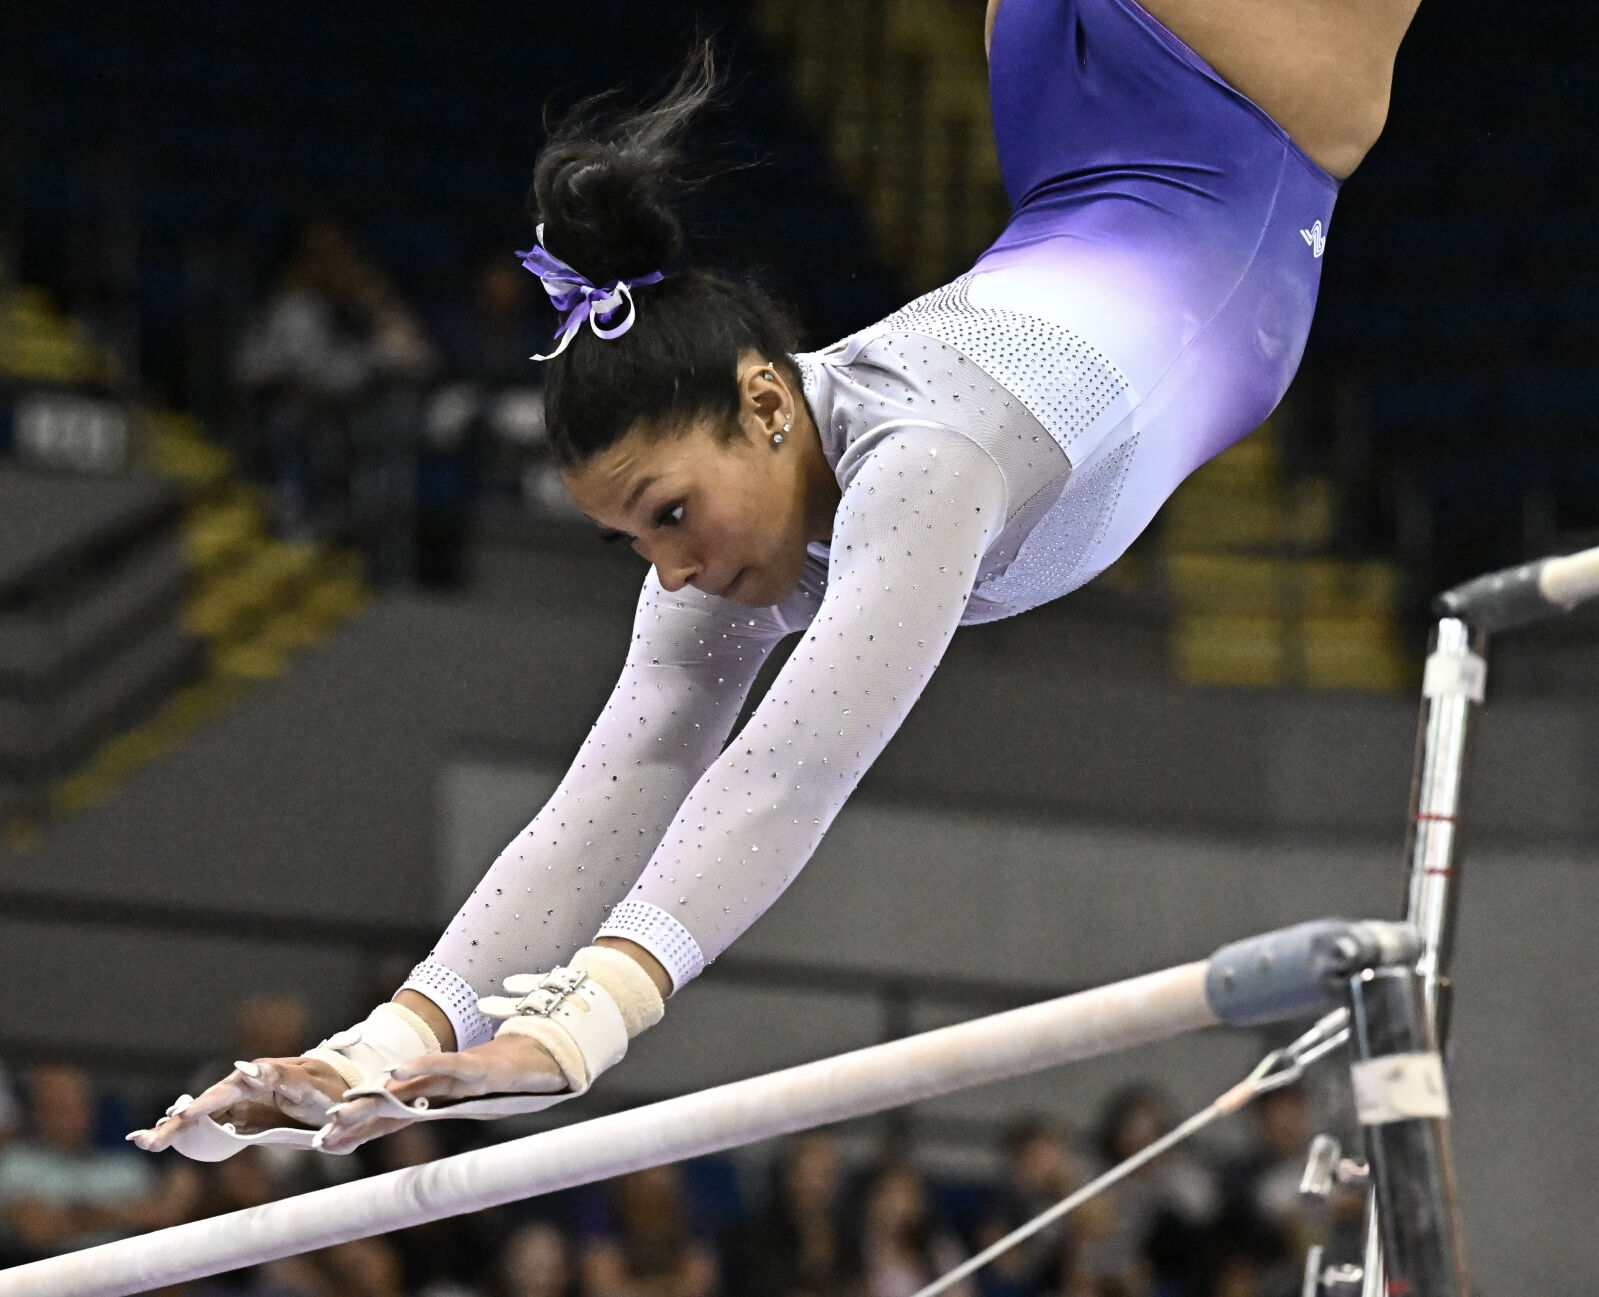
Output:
top-left (531, 46), bottom-right (714, 286)
top-left (528, 44), bottom-right (804, 467)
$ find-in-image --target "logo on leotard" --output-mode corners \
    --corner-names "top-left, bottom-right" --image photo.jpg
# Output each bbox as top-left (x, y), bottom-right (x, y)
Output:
top-left (1300, 221), bottom-right (1327, 258)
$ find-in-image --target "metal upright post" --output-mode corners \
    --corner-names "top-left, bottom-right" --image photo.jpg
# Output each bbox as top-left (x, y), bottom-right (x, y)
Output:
top-left (1348, 966), bottom-right (1469, 1294)
top-left (1356, 616), bottom-right (1484, 1297)
top-left (1401, 617), bottom-right (1486, 1035)
top-left (1336, 545), bottom-right (1599, 1297)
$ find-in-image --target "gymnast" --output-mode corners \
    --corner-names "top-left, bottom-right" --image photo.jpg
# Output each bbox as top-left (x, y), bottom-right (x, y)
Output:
top-left (132, 0), bottom-right (1422, 1160)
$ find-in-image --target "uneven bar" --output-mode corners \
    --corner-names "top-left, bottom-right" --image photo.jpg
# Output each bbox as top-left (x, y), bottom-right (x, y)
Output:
top-left (0, 917), bottom-right (1406, 1297)
top-left (0, 962), bottom-right (1215, 1297)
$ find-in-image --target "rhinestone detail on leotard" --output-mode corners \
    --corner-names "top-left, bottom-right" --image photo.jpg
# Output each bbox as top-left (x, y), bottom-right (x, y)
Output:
top-left (879, 275), bottom-right (1128, 454)
top-left (401, 958), bottom-right (497, 1051)
top-left (596, 898), bottom-right (705, 992)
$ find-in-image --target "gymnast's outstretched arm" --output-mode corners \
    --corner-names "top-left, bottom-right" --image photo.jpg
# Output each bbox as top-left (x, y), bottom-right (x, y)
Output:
top-left (397, 566), bottom-right (829, 1049)
top-left (313, 424), bottom-right (1009, 1146)
top-left (131, 569), bottom-right (815, 1154)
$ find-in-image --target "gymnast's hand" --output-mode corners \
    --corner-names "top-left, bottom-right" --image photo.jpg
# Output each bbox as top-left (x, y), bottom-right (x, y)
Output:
top-left (128, 1057), bottom-right (347, 1152)
top-left (313, 1034), bottom-right (568, 1153)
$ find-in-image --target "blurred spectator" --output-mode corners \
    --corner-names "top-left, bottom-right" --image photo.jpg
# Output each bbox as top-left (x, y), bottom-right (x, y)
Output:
top-left (493, 1218), bottom-right (579, 1297)
top-left (970, 1118), bottom-right (1100, 1297)
top-left (1077, 1085), bottom-right (1225, 1297)
top-left (0, 1059), bottom-right (19, 1144)
top-left (719, 1131), bottom-right (849, 1297)
top-left (233, 993), bottom-right (313, 1062)
top-left (580, 1163), bottom-right (719, 1297)
top-left (271, 1238), bottom-right (407, 1297)
top-left (435, 255), bottom-right (547, 386)
top-left (1205, 1252), bottom-right (1268, 1297)
top-left (1217, 1085), bottom-right (1355, 1297)
top-left (0, 1064), bottom-right (200, 1262)
top-left (414, 253), bottom-right (558, 585)
top-left (232, 215), bottom-right (440, 577)
top-left (839, 1158), bottom-right (974, 1297)
top-left (234, 216), bottom-right (438, 399)
top-left (180, 994), bottom-right (360, 1200)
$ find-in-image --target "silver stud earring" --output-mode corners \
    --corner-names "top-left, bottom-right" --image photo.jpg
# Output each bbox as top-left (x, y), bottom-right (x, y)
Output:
top-left (773, 417), bottom-right (790, 446)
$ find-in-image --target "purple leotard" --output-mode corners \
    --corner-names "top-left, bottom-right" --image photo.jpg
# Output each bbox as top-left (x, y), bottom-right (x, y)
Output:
top-left (983, 0), bottom-right (1338, 466)
top-left (406, 0), bottom-right (1345, 1045)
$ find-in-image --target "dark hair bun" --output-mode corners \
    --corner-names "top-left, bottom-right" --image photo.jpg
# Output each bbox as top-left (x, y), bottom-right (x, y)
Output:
top-left (529, 43), bottom-right (802, 469)
top-left (532, 45), bottom-right (718, 286)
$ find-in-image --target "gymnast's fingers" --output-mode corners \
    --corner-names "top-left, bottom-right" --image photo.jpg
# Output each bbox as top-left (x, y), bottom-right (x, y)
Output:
top-left (312, 1099), bottom-right (414, 1154)
top-left (127, 1065), bottom-right (273, 1150)
top-left (252, 1057), bottom-right (347, 1126)
top-left (129, 1057), bottom-right (345, 1150)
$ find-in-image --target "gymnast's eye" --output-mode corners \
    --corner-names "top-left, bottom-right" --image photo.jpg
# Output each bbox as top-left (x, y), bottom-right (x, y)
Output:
top-left (656, 502), bottom-right (685, 529)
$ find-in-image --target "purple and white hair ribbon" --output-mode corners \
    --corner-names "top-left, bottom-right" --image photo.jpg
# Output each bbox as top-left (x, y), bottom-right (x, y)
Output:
top-left (518, 224), bottom-right (664, 361)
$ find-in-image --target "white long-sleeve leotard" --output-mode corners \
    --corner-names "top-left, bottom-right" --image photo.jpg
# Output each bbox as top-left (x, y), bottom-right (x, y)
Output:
top-left (405, 0), bottom-right (1339, 1046)
top-left (405, 245), bottom-right (1307, 1047)
top-left (401, 302), bottom-right (1135, 1048)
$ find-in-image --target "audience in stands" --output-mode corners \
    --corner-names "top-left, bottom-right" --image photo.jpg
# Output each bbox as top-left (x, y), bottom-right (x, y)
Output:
top-left (577, 1163), bottom-right (720, 1297)
top-left (188, 993), bottom-right (314, 1098)
top-left (231, 215), bottom-right (441, 579)
top-left (839, 1157), bottom-right (975, 1297)
top-left (492, 1219), bottom-right (580, 1297)
top-left (970, 1118), bottom-right (1095, 1297)
top-left (435, 255), bottom-right (548, 388)
top-left (1216, 1084), bottom-right (1361, 1297)
top-left (0, 1060), bottom-right (18, 1145)
top-left (0, 1064), bottom-right (200, 1263)
top-left (42, 1028), bottom-right (1350, 1297)
top-left (1079, 1085), bottom-right (1225, 1296)
top-left (719, 1131), bottom-right (849, 1297)
top-left (234, 216), bottom-right (438, 402)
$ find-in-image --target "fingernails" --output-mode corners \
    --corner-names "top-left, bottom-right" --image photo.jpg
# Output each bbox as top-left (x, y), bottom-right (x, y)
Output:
top-left (234, 1060), bottom-right (262, 1079)
top-left (165, 1095), bottom-right (194, 1118)
top-left (125, 1130), bottom-right (147, 1142)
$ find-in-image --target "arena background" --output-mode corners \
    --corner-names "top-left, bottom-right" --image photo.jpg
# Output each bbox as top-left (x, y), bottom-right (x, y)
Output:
top-left (0, 1), bottom-right (1595, 1293)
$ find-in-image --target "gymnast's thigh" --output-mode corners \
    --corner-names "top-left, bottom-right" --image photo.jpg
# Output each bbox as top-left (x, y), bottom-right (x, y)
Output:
top-left (986, 0), bottom-right (1414, 180)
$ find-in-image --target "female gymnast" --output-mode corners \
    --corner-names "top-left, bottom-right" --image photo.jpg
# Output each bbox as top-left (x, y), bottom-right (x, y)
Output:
top-left (132, 0), bottom-right (1423, 1161)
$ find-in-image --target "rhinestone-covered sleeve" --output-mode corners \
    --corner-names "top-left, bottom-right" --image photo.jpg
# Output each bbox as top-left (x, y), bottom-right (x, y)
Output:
top-left (411, 571), bottom-right (820, 1044)
top-left (598, 425), bottom-right (1007, 984)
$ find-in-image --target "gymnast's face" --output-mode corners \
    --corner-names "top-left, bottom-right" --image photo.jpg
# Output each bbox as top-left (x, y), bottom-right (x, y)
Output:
top-left (563, 357), bottom-right (837, 606)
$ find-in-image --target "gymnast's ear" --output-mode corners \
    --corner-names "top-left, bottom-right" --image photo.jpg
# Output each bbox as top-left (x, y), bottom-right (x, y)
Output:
top-left (735, 356), bottom-right (793, 439)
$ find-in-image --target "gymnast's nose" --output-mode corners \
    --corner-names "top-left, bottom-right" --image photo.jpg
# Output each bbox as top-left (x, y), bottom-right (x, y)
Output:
top-left (649, 545), bottom-right (700, 593)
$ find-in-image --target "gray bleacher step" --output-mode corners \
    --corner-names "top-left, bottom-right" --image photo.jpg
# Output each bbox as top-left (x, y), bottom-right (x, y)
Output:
top-left (0, 622), bottom-right (203, 778)
top-left (0, 464), bottom-right (181, 602)
top-left (0, 535), bottom-right (187, 690)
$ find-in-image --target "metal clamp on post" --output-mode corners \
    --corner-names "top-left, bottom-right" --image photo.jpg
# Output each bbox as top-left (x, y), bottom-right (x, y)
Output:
top-left (1347, 965), bottom-right (1469, 1297)
top-left (1203, 920), bottom-right (1421, 1028)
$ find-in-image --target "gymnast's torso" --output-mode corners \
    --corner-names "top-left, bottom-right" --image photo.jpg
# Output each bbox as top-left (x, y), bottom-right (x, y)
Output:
top-left (798, 0), bottom-right (1340, 623)
top-left (405, 0), bottom-right (1344, 1040)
